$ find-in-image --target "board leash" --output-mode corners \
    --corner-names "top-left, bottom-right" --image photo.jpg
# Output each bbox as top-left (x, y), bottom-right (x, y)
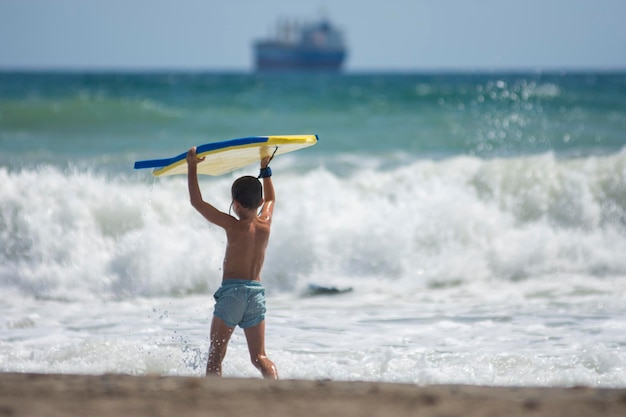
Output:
top-left (266, 146), bottom-right (278, 166)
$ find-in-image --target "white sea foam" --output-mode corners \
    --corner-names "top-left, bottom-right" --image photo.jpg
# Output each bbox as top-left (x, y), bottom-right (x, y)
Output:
top-left (1, 152), bottom-right (626, 298)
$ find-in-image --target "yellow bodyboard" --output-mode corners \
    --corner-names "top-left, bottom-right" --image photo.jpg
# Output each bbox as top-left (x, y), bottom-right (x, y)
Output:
top-left (134, 135), bottom-right (318, 177)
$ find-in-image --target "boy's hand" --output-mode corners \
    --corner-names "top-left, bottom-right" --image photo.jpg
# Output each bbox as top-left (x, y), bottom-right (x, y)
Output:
top-left (261, 156), bottom-right (271, 169)
top-left (186, 147), bottom-right (205, 166)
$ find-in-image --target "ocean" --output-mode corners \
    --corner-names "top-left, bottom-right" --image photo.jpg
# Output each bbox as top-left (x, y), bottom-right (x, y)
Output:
top-left (1, 71), bottom-right (625, 386)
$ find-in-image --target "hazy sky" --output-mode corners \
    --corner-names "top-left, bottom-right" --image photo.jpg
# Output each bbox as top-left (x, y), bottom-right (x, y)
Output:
top-left (1, 0), bottom-right (625, 71)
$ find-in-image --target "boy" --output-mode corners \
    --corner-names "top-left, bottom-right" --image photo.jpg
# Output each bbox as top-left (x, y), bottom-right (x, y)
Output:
top-left (186, 147), bottom-right (278, 379)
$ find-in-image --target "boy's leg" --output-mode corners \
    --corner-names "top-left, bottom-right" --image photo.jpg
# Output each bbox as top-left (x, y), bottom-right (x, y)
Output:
top-left (243, 320), bottom-right (278, 379)
top-left (206, 315), bottom-right (235, 376)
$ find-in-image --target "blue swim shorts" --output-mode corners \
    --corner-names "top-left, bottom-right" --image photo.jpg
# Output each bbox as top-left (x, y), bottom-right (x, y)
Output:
top-left (213, 279), bottom-right (266, 329)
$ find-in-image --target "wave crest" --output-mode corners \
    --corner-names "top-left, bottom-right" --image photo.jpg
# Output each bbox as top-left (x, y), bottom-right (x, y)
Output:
top-left (1, 153), bottom-right (625, 300)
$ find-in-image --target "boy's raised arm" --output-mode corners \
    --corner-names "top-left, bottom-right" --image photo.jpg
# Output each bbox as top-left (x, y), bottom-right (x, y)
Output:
top-left (186, 147), bottom-right (234, 228)
top-left (259, 156), bottom-right (275, 222)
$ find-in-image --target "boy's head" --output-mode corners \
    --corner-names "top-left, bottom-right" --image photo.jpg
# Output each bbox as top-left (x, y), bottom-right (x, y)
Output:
top-left (231, 176), bottom-right (263, 209)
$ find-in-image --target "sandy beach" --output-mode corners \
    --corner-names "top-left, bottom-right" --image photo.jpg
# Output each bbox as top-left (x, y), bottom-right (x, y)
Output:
top-left (0, 373), bottom-right (624, 417)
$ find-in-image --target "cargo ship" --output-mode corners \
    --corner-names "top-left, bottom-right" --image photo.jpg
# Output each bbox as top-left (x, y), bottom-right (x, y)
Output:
top-left (253, 18), bottom-right (347, 72)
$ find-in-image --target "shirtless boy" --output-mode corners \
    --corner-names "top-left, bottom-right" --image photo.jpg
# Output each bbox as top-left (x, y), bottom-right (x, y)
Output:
top-left (186, 147), bottom-right (278, 379)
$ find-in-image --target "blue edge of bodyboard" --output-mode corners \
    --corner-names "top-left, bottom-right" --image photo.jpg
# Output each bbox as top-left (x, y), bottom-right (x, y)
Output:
top-left (133, 135), bottom-right (319, 170)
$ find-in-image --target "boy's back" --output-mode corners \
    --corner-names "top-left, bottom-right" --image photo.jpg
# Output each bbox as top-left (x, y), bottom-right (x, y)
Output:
top-left (221, 212), bottom-right (271, 281)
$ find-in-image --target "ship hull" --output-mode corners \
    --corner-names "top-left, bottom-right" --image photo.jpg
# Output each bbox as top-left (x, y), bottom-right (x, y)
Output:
top-left (254, 42), bottom-right (346, 72)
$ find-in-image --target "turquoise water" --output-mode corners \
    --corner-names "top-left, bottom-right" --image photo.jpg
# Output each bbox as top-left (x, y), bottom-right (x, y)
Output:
top-left (1, 71), bottom-right (625, 385)
top-left (2, 72), bottom-right (625, 164)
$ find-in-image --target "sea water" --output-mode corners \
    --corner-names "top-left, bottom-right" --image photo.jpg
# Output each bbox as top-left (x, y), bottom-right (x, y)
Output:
top-left (1, 72), bottom-right (625, 386)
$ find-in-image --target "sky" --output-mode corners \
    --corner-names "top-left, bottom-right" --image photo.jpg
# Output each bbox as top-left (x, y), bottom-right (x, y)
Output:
top-left (1, 0), bottom-right (625, 72)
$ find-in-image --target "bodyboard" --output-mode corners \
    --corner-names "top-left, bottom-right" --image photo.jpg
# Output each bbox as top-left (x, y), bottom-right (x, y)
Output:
top-left (134, 134), bottom-right (318, 176)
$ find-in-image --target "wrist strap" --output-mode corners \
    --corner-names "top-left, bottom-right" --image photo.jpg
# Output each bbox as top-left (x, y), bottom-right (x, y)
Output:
top-left (258, 146), bottom-right (277, 178)
top-left (258, 166), bottom-right (272, 178)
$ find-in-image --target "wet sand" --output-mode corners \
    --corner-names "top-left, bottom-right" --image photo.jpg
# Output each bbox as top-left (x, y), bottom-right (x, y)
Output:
top-left (1, 373), bottom-right (625, 417)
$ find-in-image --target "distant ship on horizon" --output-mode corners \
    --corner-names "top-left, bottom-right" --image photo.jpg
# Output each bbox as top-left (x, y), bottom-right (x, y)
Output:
top-left (253, 17), bottom-right (347, 72)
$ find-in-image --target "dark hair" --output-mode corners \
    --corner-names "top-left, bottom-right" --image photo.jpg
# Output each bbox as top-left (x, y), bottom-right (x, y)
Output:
top-left (231, 176), bottom-right (262, 209)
